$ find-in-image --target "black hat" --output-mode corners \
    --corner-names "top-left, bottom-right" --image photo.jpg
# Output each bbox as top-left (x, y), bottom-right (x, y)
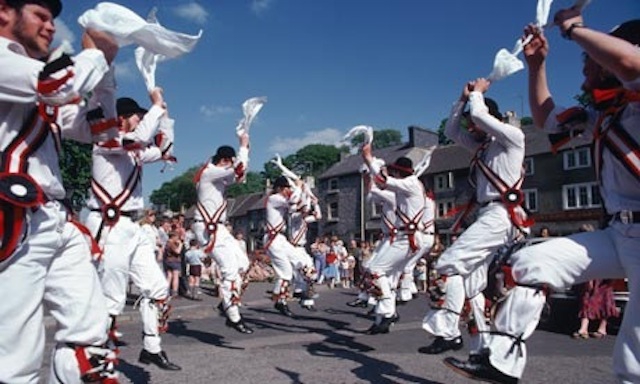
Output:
top-left (273, 176), bottom-right (291, 189)
top-left (484, 97), bottom-right (502, 121)
top-left (609, 19), bottom-right (640, 46)
top-left (388, 157), bottom-right (414, 176)
top-left (212, 145), bottom-right (236, 164)
top-left (9, 1), bottom-right (62, 17)
top-left (116, 97), bottom-right (147, 117)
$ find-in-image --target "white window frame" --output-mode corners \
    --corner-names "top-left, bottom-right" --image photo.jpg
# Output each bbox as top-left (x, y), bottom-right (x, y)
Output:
top-left (436, 198), bottom-right (455, 218)
top-left (327, 178), bottom-right (339, 193)
top-left (524, 157), bottom-right (535, 176)
top-left (327, 201), bottom-right (339, 221)
top-left (563, 182), bottom-right (601, 210)
top-left (434, 172), bottom-right (454, 192)
top-left (371, 201), bottom-right (382, 218)
top-left (522, 188), bottom-right (538, 212)
top-left (563, 147), bottom-right (591, 170)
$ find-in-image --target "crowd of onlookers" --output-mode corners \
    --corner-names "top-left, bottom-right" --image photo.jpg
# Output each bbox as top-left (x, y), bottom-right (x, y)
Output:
top-left (138, 211), bottom-right (442, 301)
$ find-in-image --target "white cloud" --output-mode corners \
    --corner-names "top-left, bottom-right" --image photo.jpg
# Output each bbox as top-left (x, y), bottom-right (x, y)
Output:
top-left (52, 19), bottom-right (76, 47)
top-left (251, 0), bottom-right (274, 15)
top-left (269, 128), bottom-right (343, 154)
top-left (199, 104), bottom-right (235, 119)
top-left (173, 2), bottom-right (209, 25)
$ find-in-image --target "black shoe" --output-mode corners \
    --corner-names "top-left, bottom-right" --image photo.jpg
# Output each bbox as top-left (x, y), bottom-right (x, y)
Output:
top-left (346, 298), bottom-right (368, 308)
top-left (292, 290), bottom-right (303, 298)
top-left (225, 318), bottom-right (254, 334)
top-left (443, 353), bottom-right (518, 384)
top-left (138, 349), bottom-right (182, 371)
top-left (418, 336), bottom-right (463, 355)
top-left (391, 313), bottom-right (400, 323)
top-left (364, 316), bottom-right (394, 335)
top-left (274, 302), bottom-right (295, 317)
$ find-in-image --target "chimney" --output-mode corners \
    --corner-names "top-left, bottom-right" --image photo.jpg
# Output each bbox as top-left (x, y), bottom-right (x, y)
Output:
top-left (408, 125), bottom-right (438, 148)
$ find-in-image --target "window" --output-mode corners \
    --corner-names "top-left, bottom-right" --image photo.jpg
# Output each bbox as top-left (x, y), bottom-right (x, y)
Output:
top-left (436, 198), bottom-right (455, 218)
top-left (524, 158), bottom-right (534, 176)
top-left (327, 178), bottom-right (339, 192)
top-left (434, 172), bottom-right (454, 192)
top-left (563, 182), bottom-right (601, 209)
top-left (371, 202), bottom-right (382, 218)
top-left (327, 202), bottom-right (339, 221)
top-left (522, 188), bottom-right (538, 212)
top-left (563, 147), bottom-right (591, 170)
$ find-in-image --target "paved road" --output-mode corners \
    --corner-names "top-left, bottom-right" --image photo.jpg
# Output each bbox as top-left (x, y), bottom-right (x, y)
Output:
top-left (41, 282), bottom-right (618, 384)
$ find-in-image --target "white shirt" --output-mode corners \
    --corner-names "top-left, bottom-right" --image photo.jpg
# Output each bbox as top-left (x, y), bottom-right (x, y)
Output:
top-left (194, 146), bottom-right (248, 222)
top-left (87, 105), bottom-right (171, 211)
top-left (445, 92), bottom-right (525, 204)
top-left (0, 37), bottom-right (110, 199)
top-left (543, 77), bottom-right (640, 214)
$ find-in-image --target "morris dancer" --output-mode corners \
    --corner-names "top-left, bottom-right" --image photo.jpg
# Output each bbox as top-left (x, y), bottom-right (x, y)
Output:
top-left (264, 176), bottom-right (304, 317)
top-left (361, 145), bottom-right (431, 334)
top-left (0, 0), bottom-right (121, 381)
top-left (446, 15), bottom-right (640, 384)
top-left (192, 134), bottom-right (253, 334)
top-left (420, 79), bottom-right (530, 358)
top-left (85, 91), bottom-right (181, 371)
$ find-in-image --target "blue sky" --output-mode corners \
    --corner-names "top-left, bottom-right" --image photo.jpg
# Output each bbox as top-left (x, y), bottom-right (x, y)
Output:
top-left (54, 0), bottom-right (639, 204)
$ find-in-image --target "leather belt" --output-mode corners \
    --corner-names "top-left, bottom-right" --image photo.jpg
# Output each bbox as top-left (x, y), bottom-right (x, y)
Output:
top-left (608, 211), bottom-right (640, 224)
top-left (90, 208), bottom-right (140, 221)
top-left (480, 198), bottom-right (502, 207)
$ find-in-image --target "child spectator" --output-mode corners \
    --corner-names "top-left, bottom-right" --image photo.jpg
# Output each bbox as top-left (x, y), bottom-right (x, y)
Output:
top-left (415, 258), bottom-right (428, 292)
top-left (185, 239), bottom-right (205, 300)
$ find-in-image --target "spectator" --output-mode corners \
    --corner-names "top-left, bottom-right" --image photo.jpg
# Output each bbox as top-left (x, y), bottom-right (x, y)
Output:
top-left (415, 258), bottom-right (428, 293)
top-left (539, 226), bottom-right (551, 238)
top-left (311, 237), bottom-right (328, 284)
top-left (139, 209), bottom-right (163, 266)
top-left (184, 239), bottom-right (205, 300)
top-left (573, 224), bottom-right (620, 339)
top-left (164, 232), bottom-right (183, 297)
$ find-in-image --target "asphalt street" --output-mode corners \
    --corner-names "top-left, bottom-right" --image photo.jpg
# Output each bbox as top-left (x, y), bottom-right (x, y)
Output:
top-left (40, 282), bottom-right (618, 384)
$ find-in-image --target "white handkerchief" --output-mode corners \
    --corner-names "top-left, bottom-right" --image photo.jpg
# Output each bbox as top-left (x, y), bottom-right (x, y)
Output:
top-left (78, 2), bottom-right (202, 58)
top-left (343, 125), bottom-right (374, 145)
top-left (134, 8), bottom-right (166, 92)
top-left (488, 48), bottom-right (524, 82)
top-left (236, 97), bottom-right (267, 136)
top-left (536, 0), bottom-right (553, 27)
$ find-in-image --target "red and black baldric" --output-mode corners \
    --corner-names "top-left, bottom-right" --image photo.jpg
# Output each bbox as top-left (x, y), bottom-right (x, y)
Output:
top-left (290, 218), bottom-right (308, 247)
top-left (474, 159), bottom-right (534, 229)
top-left (90, 156), bottom-right (142, 242)
top-left (0, 108), bottom-right (48, 262)
top-left (264, 220), bottom-right (286, 251)
top-left (592, 89), bottom-right (640, 184)
top-left (196, 200), bottom-right (227, 253)
top-left (396, 207), bottom-right (424, 253)
top-left (381, 212), bottom-right (398, 244)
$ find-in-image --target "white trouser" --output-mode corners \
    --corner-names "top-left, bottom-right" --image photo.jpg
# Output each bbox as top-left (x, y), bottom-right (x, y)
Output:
top-left (265, 233), bottom-right (296, 301)
top-left (489, 222), bottom-right (639, 382)
top-left (86, 211), bottom-right (168, 353)
top-left (0, 201), bottom-right (109, 383)
top-left (291, 246), bottom-right (316, 306)
top-left (423, 203), bottom-right (517, 340)
top-left (193, 222), bottom-right (248, 322)
top-left (368, 232), bottom-right (428, 321)
top-left (398, 234), bottom-right (434, 301)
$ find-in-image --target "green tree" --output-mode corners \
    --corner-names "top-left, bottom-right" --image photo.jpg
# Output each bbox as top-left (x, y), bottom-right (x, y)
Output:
top-left (149, 166), bottom-right (199, 211)
top-left (59, 140), bottom-right (93, 211)
top-left (437, 118), bottom-right (453, 145)
top-left (350, 128), bottom-right (402, 149)
top-left (227, 171), bottom-right (266, 197)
